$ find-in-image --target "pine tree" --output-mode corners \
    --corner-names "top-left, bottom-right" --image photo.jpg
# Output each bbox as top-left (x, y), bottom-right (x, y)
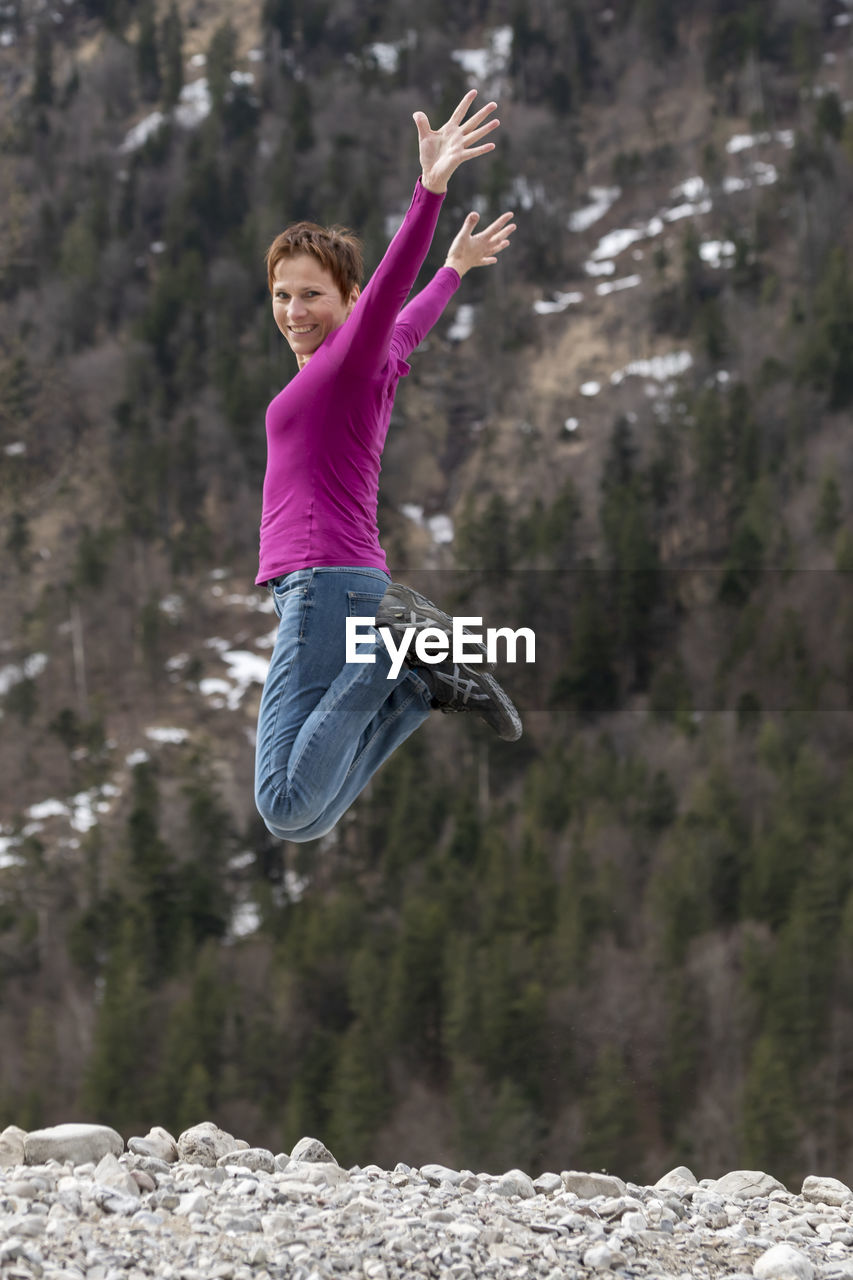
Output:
top-left (136, 0), bottom-right (161, 101)
top-left (161, 2), bottom-right (184, 108)
top-left (815, 467), bottom-right (842, 544)
top-left (83, 919), bottom-right (151, 1128)
top-left (741, 1031), bottom-right (799, 1182)
top-left (798, 249), bottom-right (853, 409)
top-left (32, 24), bottom-right (53, 106)
top-left (579, 1044), bottom-right (642, 1178)
top-left (207, 20), bottom-right (236, 112)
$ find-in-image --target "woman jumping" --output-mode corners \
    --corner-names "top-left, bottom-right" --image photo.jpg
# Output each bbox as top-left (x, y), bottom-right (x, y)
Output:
top-left (254, 90), bottom-right (521, 844)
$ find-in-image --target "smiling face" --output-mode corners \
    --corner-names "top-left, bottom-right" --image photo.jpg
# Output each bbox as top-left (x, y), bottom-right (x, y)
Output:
top-left (271, 254), bottom-right (359, 369)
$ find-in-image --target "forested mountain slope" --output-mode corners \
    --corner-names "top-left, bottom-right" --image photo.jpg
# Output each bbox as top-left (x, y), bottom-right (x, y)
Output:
top-left (1, 0), bottom-right (853, 1184)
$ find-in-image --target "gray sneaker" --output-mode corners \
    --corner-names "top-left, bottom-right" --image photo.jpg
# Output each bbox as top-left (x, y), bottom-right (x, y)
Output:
top-left (375, 582), bottom-right (496, 672)
top-left (415, 661), bottom-right (522, 742)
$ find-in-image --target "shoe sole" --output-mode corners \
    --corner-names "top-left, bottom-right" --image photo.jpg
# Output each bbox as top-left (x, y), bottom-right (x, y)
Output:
top-left (376, 583), bottom-right (497, 673)
top-left (468, 669), bottom-right (523, 741)
top-left (429, 664), bottom-right (523, 742)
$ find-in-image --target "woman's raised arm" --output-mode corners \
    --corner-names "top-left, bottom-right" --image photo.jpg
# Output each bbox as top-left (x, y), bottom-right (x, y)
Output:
top-left (337, 90), bottom-right (502, 373)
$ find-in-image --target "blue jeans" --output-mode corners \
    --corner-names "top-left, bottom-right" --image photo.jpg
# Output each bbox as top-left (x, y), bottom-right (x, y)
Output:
top-left (254, 567), bottom-right (432, 842)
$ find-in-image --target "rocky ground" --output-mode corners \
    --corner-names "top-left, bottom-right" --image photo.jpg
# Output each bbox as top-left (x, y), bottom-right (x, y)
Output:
top-left (0, 1122), bottom-right (852, 1279)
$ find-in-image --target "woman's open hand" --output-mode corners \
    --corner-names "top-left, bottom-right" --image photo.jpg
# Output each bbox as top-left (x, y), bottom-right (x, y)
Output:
top-left (444, 210), bottom-right (516, 278)
top-left (415, 90), bottom-right (500, 194)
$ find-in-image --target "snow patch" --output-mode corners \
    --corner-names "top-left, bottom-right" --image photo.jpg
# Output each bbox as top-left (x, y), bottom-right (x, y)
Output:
top-left (610, 351), bottom-right (693, 384)
top-left (584, 260), bottom-right (615, 277)
top-left (202, 650), bottom-right (269, 710)
top-left (229, 901), bottom-right (261, 940)
top-left (664, 199), bottom-right (712, 223)
top-left (145, 726), bottom-right (189, 745)
top-left (367, 41), bottom-right (400, 73)
top-left (533, 290), bottom-right (583, 315)
top-left (0, 653), bottom-right (48, 697)
top-left (174, 78), bottom-right (212, 129)
top-left (726, 129), bottom-right (795, 154)
top-left (590, 227), bottom-right (644, 261)
top-left (596, 274), bottom-right (641, 296)
top-left (427, 514), bottom-right (454, 545)
top-left (451, 24), bottom-right (513, 85)
top-left (671, 176), bottom-right (709, 202)
top-left (700, 240), bottom-right (736, 268)
top-left (511, 176), bottom-right (546, 210)
top-left (27, 799), bottom-right (69, 823)
top-left (447, 304), bottom-right (475, 342)
top-left (568, 187), bottom-right (621, 233)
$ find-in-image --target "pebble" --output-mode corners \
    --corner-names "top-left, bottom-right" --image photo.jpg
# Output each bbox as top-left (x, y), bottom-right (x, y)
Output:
top-left (562, 1170), bottom-right (627, 1198)
top-left (0, 1124), bottom-right (27, 1168)
top-left (127, 1127), bottom-right (179, 1164)
top-left (803, 1176), bottom-right (853, 1208)
top-left (176, 1122), bottom-right (248, 1167)
top-left (714, 1169), bottom-right (788, 1199)
top-left (1, 1127), bottom-right (852, 1279)
top-left (753, 1242), bottom-right (815, 1279)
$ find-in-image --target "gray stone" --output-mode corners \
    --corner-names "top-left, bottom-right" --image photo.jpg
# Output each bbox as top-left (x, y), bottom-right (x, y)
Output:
top-left (801, 1175), bottom-right (852, 1207)
top-left (5, 1178), bottom-right (43, 1198)
top-left (282, 1160), bottom-right (349, 1187)
top-left (217, 1147), bottom-right (276, 1174)
top-left (24, 1124), bottom-right (123, 1168)
top-left (10, 1214), bottom-right (45, 1238)
top-left (127, 1127), bottom-right (178, 1163)
top-left (0, 1124), bottom-right (27, 1168)
top-left (420, 1163), bottom-right (465, 1187)
top-left (0, 1239), bottom-right (44, 1276)
top-left (533, 1172), bottom-right (563, 1195)
top-left (127, 1154), bottom-right (172, 1178)
top-left (714, 1170), bottom-right (787, 1199)
top-left (93, 1153), bottom-right (141, 1200)
top-left (175, 1190), bottom-right (210, 1217)
top-left (177, 1122), bottom-right (246, 1167)
top-left (561, 1170), bottom-right (627, 1199)
top-left (92, 1187), bottom-right (142, 1215)
top-left (583, 1241), bottom-right (625, 1269)
top-left (654, 1166), bottom-right (698, 1197)
top-left (752, 1243), bottom-right (814, 1280)
top-left (496, 1169), bottom-right (536, 1199)
top-left (261, 1210), bottom-right (294, 1236)
top-left (622, 1210), bottom-right (649, 1233)
top-left (290, 1136), bottom-right (338, 1165)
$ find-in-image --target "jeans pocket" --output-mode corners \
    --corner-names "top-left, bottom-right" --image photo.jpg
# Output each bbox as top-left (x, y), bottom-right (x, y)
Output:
top-left (346, 590), bottom-right (385, 619)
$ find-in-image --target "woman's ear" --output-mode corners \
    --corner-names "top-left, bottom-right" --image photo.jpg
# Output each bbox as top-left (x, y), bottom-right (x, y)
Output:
top-left (347, 284), bottom-right (361, 314)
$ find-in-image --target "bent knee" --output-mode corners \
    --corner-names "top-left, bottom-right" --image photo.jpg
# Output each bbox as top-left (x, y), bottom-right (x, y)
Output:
top-left (255, 775), bottom-right (331, 842)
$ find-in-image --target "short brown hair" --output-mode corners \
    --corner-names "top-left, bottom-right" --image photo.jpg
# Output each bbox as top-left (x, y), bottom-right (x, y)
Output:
top-left (265, 222), bottom-right (363, 299)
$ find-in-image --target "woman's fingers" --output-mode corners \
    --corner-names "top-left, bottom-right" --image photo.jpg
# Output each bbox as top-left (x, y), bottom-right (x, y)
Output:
top-left (461, 99), bottom-right (498, 132)
top-left (457, 140), bottom-right (497, 163)
top-left (448, 88), bottom-right (479, 126)
top-left (461, 118), bottom-right (500, 148)
top-left (479, 211), bottom-right (515, 235)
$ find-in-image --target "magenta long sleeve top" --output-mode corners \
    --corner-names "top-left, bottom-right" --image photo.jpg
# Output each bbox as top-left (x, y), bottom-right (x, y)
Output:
top-left (255, 179), bottom-right (461, 585)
